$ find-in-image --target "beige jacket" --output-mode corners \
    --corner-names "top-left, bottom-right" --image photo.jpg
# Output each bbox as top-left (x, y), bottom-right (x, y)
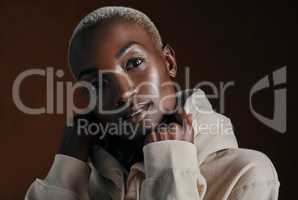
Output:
top-left (25, 89), bottom-right (280, 200)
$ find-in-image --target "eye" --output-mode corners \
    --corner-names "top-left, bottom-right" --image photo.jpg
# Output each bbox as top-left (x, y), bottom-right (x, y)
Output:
top-left (125, 57), bottom-right (144, 71)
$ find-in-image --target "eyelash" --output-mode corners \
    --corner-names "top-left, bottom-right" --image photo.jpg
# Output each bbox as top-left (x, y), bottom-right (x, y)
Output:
top-left (125, 57), bottom-right (145, 71)
top-left (82, 57), bottom-right (145, 90)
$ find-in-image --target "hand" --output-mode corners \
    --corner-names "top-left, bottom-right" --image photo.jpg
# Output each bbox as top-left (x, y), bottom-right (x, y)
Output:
top-left (144, 108), bottom-right (194, 145)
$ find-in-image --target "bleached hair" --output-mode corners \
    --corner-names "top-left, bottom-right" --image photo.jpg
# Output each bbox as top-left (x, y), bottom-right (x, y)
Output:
top-left (70, 6), bottom-right (162, 48)
top-left (68, 6), bottom-right (163, 77)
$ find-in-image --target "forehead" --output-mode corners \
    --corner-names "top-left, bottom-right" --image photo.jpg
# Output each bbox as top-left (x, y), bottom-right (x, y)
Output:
top-left (72, 20), bottom-right (159, 79)
top-left (92, 20), bottom-right (157, 63)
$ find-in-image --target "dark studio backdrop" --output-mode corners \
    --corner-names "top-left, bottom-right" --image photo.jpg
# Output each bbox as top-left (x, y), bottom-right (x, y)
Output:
top-left (0, 0), bottom-right (294, 199)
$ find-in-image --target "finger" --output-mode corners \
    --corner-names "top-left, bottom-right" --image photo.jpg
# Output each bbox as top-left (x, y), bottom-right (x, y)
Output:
top-left (176, 109), bottom-right (194, 142)
top-left (168, 123), bottom-right (180, 140)
top-left (187, 114), bottom-right (193, 125)
top-left (145, 131), bottom-right (158, 144)
top-left (159, 129), bottom-right (169, 140)
top-left (177, 107), bottom-right (191, 125)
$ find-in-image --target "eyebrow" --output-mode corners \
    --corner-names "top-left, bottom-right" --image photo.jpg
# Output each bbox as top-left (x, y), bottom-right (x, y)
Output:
top-left (115, 41), bottom-right (139, 58)
top-left (78, 67), bottom-right (98, 80)
top-left (78, 41), bottom-right (140, 79)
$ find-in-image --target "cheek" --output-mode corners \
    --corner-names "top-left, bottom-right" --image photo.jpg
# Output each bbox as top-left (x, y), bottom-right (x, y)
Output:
top-left (158, 74), bottom-right (177, 111)
top-left (159, 89), bottom-right (176, 111)
top-left (133, 66), bottom-right (161, 97)
top-left (131, 55), bottom-right (174, 109)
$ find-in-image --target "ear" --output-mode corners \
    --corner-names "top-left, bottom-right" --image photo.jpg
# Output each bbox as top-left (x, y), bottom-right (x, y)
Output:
top-left (162, 44), bottom-right (177, 78)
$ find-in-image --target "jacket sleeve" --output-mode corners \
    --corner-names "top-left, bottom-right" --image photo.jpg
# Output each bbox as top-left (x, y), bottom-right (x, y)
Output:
top-left (141, 140), bottom-right (206, 200)
top-left (25, 154), bottom-right (90, 200)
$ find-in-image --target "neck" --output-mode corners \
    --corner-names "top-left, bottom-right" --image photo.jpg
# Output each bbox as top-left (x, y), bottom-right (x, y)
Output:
top-left (105, 135), bottom-right (145, 171)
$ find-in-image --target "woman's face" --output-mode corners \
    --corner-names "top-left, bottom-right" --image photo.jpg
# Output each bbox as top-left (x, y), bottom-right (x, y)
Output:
top-left (73, 20), bottom-right (177, 139)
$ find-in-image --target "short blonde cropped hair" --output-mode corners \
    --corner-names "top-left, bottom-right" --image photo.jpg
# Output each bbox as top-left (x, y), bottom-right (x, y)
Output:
top-left (68, 6), bottom-right (163, 76)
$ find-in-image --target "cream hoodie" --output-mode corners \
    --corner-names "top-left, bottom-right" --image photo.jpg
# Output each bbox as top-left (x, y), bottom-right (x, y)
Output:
top-left (25, 89), bottom-right (279, 200)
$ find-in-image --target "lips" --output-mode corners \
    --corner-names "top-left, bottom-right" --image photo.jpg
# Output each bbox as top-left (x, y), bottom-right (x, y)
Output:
top-left (126, 101), bottom-right (152, 121)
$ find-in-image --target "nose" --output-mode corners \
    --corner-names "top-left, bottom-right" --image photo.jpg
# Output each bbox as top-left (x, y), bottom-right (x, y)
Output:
top-left (113, 73), bottom-right (137, 107)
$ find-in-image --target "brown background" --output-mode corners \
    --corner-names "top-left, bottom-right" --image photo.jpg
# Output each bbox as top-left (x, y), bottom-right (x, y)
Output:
top-left (0, 0), bottom-right (294, 199)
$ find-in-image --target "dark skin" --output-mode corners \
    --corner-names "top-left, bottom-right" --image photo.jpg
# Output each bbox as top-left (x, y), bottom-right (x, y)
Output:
top-left (62, 19), bottom-right (194, 170)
